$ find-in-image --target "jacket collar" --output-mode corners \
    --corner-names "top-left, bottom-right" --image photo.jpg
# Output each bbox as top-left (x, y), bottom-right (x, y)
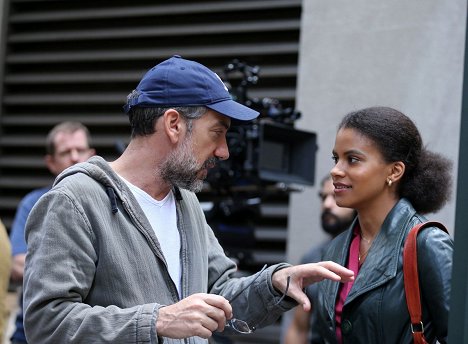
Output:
top-left (346, 199), bottom-right (416, 302)
top-left (322, 198), bottom-right (418, 313)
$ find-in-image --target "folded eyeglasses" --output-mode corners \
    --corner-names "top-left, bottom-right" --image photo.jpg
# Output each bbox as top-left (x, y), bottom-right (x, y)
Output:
top-left (225, 264), bottom-right (291, 334)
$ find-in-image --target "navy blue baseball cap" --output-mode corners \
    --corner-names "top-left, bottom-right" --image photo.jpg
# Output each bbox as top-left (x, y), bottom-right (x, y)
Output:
top-left (124, 55), bottom-right (259, 121)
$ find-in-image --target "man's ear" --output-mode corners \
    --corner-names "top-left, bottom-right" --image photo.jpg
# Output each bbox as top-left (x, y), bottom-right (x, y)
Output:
top-left (162, 109), bottom-right (185, 144)
top-left (44, 154), bottom-right (59, 175)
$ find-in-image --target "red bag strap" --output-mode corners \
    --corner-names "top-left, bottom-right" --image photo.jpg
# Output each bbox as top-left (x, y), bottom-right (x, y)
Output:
top-left (403, 221), bottom-right (448, 344)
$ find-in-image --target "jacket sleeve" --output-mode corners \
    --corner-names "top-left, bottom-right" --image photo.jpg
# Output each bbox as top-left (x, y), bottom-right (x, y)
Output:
top-left (23, 189), bottom-right (161, 344)
top-left (418, 226), bottom-right (453, 344)
top-left (177, 188), bottom-right (297, 330)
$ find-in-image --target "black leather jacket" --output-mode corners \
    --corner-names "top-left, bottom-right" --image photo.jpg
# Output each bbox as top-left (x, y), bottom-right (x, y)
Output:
top-left (316, 198), bottom-right (453, 344)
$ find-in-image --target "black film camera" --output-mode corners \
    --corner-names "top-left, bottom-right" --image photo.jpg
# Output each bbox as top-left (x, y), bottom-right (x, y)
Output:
top-left (204, 60), bottom-right (317, 269)
top-left (205, 59), bottom-right (317, 193)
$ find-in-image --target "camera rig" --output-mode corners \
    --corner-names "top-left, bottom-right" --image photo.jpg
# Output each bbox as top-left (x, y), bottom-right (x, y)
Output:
top-left (205, 59), bottom-right (317, 193)
top-left (203, 59), bottom-right (317, 268)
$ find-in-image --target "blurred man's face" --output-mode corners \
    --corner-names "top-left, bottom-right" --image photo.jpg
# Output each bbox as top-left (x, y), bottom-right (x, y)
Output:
top-left (45, 130), bottom-right (95, 176)
top-left (320, 178), bottom-right (355, 237)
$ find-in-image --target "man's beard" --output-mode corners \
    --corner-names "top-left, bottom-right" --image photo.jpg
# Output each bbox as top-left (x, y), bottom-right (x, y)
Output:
top-left (159, 137), bottom-right (218, 193)
top-left (321, 210), bottom-right (354, 237)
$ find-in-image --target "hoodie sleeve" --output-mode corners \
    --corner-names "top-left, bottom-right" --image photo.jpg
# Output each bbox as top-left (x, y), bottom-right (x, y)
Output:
top-left (23, 188), bottom-right (161, 344)
top-left (194, 204), bottom-right (297, 328)
top-left (176, 189), bottom-right (296, 331)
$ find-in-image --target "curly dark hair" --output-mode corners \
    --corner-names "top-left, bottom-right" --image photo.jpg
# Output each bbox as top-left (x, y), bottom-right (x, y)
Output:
top-left (338, 106), bottom-right (452, 214)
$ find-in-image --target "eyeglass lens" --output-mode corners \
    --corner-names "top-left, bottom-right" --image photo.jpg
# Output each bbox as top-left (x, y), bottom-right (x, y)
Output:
top-left (224, 264), bottom-right (267, 334)
top-left (225, 318), bottom-right (255, 334)
top-left (224, 266), bottom-right (291, 334)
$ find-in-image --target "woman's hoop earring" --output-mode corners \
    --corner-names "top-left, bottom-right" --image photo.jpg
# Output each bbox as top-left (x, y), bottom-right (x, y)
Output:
top-left (387, 179), bottom-right (393, 187)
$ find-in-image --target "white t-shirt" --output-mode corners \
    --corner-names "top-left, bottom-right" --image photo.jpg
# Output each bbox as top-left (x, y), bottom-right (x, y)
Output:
top-left (120, 176), bottom-right (181, 297)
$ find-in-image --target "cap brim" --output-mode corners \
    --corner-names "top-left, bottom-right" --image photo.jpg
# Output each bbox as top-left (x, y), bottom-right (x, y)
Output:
top-left (206, 99), bottom-right (259, 121)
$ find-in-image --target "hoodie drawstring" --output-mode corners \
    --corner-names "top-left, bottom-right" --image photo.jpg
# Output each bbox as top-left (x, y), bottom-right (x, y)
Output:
top-left (106, 187), bottom-right (119, 214)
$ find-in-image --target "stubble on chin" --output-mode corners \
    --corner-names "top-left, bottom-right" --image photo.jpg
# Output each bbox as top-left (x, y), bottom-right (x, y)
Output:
top-left (159, 140), bottom-right (204, 193)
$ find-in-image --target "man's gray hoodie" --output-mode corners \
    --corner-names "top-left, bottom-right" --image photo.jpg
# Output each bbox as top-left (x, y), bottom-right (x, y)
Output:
top-left (23, 156), bottom-right (294, 343)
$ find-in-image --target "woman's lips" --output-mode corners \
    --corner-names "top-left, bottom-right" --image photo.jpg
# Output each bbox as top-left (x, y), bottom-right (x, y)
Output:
top-left (334, 183), bottom-right (351, 193)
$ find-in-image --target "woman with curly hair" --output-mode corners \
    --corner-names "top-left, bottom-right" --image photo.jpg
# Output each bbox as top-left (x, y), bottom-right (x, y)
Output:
top-left (316, 106), bottom-right (453, 344)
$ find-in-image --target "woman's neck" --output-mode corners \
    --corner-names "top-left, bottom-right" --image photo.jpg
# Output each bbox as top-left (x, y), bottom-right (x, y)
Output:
top-left (357, 197), bottom-right (399, 239)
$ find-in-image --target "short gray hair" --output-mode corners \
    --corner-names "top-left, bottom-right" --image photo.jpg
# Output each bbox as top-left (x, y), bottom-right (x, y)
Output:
top-left (128, 106), bottom-right (206, 138)
top-left (46, 122), bottom-right (91, 155)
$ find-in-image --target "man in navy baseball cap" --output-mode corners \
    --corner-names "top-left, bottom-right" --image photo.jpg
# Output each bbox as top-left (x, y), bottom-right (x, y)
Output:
top-left (124, 55), bottom-right (259, 121)
top-left (21, 54), bottom-right (355, 344)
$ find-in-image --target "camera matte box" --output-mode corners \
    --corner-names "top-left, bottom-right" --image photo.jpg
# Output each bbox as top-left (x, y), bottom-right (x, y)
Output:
top-left (258, 122), bottom-right (317, 186)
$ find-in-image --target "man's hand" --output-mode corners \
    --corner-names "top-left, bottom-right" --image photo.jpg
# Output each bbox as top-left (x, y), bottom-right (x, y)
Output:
top-left (272, 261), bottom-right (354, 311)
top-left (156, 293), bottom-right (233, 339)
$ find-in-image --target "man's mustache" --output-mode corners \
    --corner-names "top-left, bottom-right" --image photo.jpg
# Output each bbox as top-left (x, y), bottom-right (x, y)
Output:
top-left (321, 209), bottom-right (340, 223)
top-left (203, 157), bottom-right (220, 169)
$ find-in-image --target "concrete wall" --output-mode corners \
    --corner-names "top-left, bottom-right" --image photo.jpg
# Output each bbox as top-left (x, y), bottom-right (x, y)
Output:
top-left (288, 0), bottom-right (467, 264)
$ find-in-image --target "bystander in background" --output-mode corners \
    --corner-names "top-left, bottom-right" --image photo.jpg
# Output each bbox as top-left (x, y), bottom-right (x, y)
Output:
top-left (9, 121), bottom-right (95, 344)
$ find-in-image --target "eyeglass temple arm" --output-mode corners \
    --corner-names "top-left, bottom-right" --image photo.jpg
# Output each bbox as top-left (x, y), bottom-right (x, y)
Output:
top-left (228, 264), bottom-right (268, 304)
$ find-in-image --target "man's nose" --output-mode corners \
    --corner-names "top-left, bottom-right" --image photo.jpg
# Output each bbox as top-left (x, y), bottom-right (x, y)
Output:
top-left (69, 149), bottom-right (80, 162)
top-left (324, 194), bottom-right (336, 208)
top-left (216, 141), bottom-right (230, 161)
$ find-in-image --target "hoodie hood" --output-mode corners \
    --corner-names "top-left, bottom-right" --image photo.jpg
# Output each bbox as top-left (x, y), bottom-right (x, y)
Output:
top-left (55, 156), bottom-right (121, 192)
top-left (54, 156), bottom-right (183, 215)
top-left (54, 156), bottom-right (124, 214)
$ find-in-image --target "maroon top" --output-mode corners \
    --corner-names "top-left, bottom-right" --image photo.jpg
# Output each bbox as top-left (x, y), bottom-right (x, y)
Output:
top-left (335, 225), bottom-right (361, 343)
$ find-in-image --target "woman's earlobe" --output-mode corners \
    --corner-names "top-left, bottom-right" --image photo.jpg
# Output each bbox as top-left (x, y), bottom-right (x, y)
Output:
top-left (392, 161), bottom-right (406, 182)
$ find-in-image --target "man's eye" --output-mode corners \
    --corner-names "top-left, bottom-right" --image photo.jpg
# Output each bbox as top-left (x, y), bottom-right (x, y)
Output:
top-left (58, 151), bottom-right (70, 157)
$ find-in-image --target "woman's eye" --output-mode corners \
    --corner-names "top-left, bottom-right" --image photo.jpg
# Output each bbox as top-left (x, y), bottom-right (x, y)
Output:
top-left (331, 156), bottom-right (338, 164)
top-left (349, 156), bottom-right (359, 163)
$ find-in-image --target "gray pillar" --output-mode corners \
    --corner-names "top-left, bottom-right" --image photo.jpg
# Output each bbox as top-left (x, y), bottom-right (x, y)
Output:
top-left (448, 7), bottom-right (468, 340)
